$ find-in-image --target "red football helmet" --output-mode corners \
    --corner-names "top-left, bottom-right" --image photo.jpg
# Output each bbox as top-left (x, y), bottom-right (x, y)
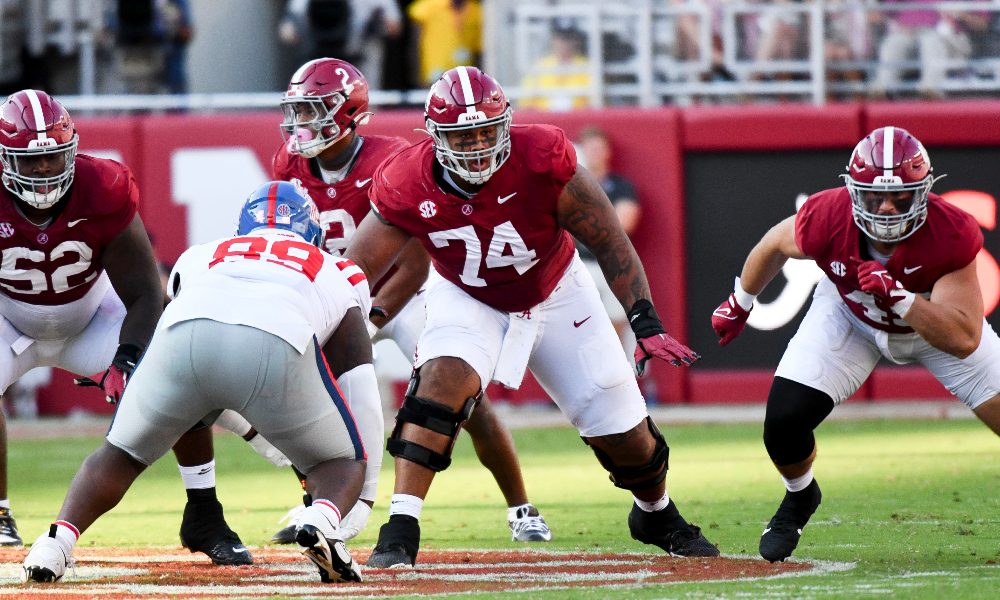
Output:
top-left (280, 58), bottom-right (372, 159)
top-left (0, 89), bottom-right (78, 208)
top-left (844, 126), bottom-right (936, 243)
top-left (424, 66), bottom-right (512, 185)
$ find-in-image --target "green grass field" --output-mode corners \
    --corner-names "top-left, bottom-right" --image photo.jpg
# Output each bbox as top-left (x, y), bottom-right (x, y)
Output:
top-left (8, 416), bottom-right (1000, 599)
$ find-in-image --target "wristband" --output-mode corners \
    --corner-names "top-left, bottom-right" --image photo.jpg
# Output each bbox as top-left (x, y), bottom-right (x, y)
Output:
top-left (370, 305), bottom-right (389, 320)
top-left (111, 343), bottom-right (144, 375)
top-left (891, 289), bottom-right (917, 317)
top-left (627, 299), bottom-right (665, 339)
top-left (733, 277), bottom-right (757, 312)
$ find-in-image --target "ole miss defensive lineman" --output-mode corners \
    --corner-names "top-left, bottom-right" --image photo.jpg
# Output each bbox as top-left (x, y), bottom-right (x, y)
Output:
top-left (211, 58), bottom-right (552, 544)
top-left (0, 90), bottom-right (163, 548)
top-left (345, 66), bottom-right (718, 567)
top-left (712, 127), bottom-right (1000, 562)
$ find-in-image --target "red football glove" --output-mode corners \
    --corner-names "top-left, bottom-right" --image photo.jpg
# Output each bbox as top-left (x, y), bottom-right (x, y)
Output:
top-left (634, 333), bottom-right (700, 376)
top-left (856, 260), bottom-right (916, 315)
top-left (628, 299), bottom-right (700, 376)
top-left (74, 343), bottom-right (142, 404)
top-left (712, 293), bottom-right (752, 346)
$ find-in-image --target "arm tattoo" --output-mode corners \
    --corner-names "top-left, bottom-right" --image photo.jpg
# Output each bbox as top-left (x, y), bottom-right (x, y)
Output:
top-left (560, 172), bottom-right (651, 309)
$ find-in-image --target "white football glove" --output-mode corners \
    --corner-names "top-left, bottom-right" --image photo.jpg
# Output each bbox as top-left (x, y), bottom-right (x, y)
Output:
top-left (248, 433), bottom-right (292, 468)
top-left (338, 501), bottom-right (373, 541)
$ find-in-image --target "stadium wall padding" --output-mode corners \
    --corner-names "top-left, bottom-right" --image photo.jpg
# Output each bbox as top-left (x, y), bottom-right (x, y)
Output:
top-left (31, 101), bottom-right (1000, 414)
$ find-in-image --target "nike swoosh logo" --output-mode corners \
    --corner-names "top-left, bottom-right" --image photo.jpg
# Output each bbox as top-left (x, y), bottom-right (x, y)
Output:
top-left (356, 178), bottom-right (372, 188)
top-left (713, 308), bottom-right (738, 320)
top-left (68, 219), bottom-right (87, 227)
top-left (903, 266), bottom-right (922, 274)
top-left (574, 317), bottom-right (591, 328)
top-left (498, 193), bottom-right (516, 204)
top-left (762, 528), bottom-right (771, 535)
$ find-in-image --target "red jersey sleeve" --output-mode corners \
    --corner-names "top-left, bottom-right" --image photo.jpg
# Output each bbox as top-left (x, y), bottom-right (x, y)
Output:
top-left (521, 125), bottom-right (577, 197)
top-left (937, 198), bottom-right (983, 272)
top-left (93, 159), bottom-right (140, 247)
top-left (794, 191), bottom-right (828, 259)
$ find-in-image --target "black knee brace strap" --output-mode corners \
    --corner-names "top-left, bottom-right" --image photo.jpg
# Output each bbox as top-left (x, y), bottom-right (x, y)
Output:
top-left (585, 416), bottom-right (669, 491)
top-left (763, 377), bottom-right (835, 466)
top-left (385, 370), bottom-right (481, 472)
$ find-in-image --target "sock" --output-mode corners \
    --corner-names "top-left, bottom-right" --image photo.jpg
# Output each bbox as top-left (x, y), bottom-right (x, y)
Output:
top-left (299, 499), bottom-right (342, 539)
top-left (389, 494), bottom-right (423, 520)
top-left (178, 460), bottom-right (216, 490)
top-left (52, 521), bottom-right (80, 555)
top-left (634, 490), bottom-right (671, 513)
top-left (337, 364), bottom-right (382, 502)
top-left (781, 468), bottom-right (814, 493)
top-left (0, 499), bottom-right (9, 510)
top-left (507, 503), bottom-right (537, 522)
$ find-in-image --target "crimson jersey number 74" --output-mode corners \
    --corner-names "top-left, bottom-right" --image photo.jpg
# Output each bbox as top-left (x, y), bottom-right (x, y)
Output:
top-left (210, 236), bottom-right (324, 281)
top-left (428, 221), bottom-right (538, 287)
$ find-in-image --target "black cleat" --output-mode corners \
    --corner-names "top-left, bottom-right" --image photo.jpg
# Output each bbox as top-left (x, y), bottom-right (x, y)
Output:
top-left (628, 501), bottom-right (720, 558)
top-left (296, 525), bottom-right (362, 583)
top-left (179, 497), bottom-right (254, 566)
top-left (0, 507), bottom-right (23, 547)
top-left (760, 478), bottom-right (822, 563)
top-left (366, 515), bottom-right (420, 568)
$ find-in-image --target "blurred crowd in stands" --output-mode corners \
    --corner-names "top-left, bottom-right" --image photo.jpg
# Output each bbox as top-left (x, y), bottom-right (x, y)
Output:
top-left (2, 1), bottom-right (999, 104)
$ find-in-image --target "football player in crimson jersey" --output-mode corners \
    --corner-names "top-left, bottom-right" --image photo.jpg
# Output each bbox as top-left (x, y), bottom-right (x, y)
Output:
top-left (345, 66), bottom-right (716, 568)
top-left (712, 126), bottom-right (1000, 563)
top-left (0, 90), bottom-right (252, 565)
top-left (232, 58), bottom-right (551, 544)
top-left (0, 90), bottom-right (163, 548)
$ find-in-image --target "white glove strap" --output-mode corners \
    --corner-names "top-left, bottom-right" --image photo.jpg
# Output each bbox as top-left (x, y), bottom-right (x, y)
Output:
top-left (733, 277), bottom-right (757, 311)
top-left (248, 433), bottom-right (292, 467)
top-left (891, 289), bottom-right (917, 317)
top-left (366, 319), bottom-right (379, 339)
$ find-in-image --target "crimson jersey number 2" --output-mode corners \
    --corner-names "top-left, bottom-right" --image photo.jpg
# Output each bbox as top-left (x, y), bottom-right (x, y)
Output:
top-left (210, 236), bottom-right (323, 281)
top-left (428, 221), bottom-right (538, 287)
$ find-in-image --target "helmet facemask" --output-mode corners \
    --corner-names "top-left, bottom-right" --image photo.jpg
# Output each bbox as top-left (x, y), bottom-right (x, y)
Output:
top-left (427, 108), bottom-right (512, 185)
top-left (845, 174), bottom-right (934, 243)
top-left (0, 135), bottom-right (78, 209)
top-left (280, 94), bottom-right (347, 159)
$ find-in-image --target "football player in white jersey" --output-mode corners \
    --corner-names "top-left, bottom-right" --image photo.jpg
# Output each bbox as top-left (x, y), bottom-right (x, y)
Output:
top-left (23, 182), bottom-right (380, 585)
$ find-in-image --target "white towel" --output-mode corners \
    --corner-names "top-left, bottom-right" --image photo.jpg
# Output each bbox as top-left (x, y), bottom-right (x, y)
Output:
top-left (492, 309), bottom-right (540, 389)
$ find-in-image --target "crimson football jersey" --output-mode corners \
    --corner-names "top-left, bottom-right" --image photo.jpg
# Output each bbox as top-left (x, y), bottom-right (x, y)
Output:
top-left (0, 154), bottom-right (138, 305)
top-left (796, 187), bottom-right (982, 333)
top-left (370, 124), bottom-right (578, 312)
top-left (272, 135), bottom-right (409, 257)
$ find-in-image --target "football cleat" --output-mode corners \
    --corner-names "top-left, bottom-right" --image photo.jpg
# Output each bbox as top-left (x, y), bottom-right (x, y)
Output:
top-left (366, 515), bottom-right (420, 568)
top-left (0, 507), bottom-right (23, 547)
top-left (179, 497), bottom-right (253, 566)
top-left (508, 504), bottom-right (553, 542)
top-left (296, 525), bottom-right (362, 583)
top-left (760, 479), bottom-right (822, 563)
top-left (628, 501), bottom-right (720, 558)
top-left (22, 530), bottom-right (73, 583)
top-left (272, 504), bottom-right (305, 545)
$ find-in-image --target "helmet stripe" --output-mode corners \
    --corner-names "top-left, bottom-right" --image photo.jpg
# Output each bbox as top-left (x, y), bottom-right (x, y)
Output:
top-left (883, 126), bottom-right (894, 177)
top-left (24, 89), bottom-right (48, 142)
top-left (266, 182), bottom-right (279, 228)
top-left (455, 66), bottom-right (478, 115)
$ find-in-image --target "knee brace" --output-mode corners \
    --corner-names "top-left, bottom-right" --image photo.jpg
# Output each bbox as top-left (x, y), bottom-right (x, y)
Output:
top-left (385, 369), bottom-right (482, 472)
top-left (763, 377), bottom-right (835, 466)
top-left (585, 417), bottom-right (669, 491)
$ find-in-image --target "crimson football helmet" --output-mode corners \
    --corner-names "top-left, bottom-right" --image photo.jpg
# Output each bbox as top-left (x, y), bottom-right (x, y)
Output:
top-left (0, 90), bottom-right (78, 208)
top-left (844, 126), bottom-right (937, 243)
top-left (280, 58), bottom-right (372, 159)
top-left (424, 66), bottom-right (512, 185)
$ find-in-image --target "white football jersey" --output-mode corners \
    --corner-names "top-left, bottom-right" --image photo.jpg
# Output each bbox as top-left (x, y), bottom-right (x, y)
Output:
top-left (162, 230), bottom-right (371, 353)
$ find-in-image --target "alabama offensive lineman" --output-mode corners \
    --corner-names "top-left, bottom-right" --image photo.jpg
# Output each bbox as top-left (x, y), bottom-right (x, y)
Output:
top-left (259, 58), bottom-right (551, 543)
top-left (0, 90), bottom-right (163, 547)
top-left (712, 127), bottom-right (1000, 562)
top-left (346, 66), bottom-right (718, 567)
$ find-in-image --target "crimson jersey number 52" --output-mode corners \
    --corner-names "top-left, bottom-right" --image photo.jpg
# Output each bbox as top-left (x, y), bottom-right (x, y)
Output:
top-left (210, 236), bottom-right (324, 281)
top-left (0, 241), bottom-right (95, 294)
top-left (428, 221), bottom-right (538, 287)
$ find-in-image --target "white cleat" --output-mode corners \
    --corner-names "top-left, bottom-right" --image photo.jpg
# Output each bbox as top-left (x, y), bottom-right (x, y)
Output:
top-left (508, 504), bottom-right (553, 542)
top-left (296, 525), bottom-right (362, 583)
top-left (22, 530), bottom-right (73, 583)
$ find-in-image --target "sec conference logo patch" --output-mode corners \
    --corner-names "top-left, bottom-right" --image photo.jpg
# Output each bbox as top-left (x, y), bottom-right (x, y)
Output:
top-left (419, 200), bottom-right (437, 219)
top-left (0, 223), bottom-right (12, 238)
